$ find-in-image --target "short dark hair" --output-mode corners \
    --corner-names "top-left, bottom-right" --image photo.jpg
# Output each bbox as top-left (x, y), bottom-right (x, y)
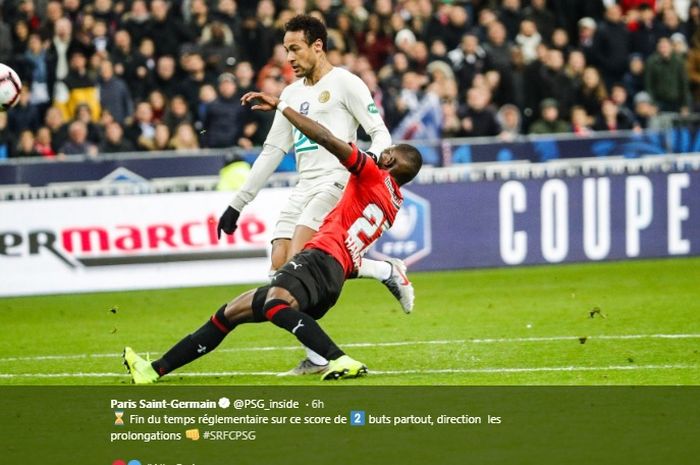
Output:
top-left (284, 15), bottom-right (328, 51)
top-left (394, 144), bottom-right (423, 186)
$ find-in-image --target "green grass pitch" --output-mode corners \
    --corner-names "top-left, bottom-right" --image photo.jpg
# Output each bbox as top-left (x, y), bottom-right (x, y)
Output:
top-left (1, 257), bottom-right (699, 385)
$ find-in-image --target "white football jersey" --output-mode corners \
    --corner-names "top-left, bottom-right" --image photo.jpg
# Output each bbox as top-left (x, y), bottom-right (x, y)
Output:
top-left (230, 67), bottom-right (392, 212)
top-left (266, 67), bottom-right (391, 179)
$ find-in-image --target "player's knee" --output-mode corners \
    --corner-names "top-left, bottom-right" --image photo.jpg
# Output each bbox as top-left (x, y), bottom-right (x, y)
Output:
top-left (223, 291), bottom-right (255, 324)
top-left (262, 298), bottom-right (291, 322)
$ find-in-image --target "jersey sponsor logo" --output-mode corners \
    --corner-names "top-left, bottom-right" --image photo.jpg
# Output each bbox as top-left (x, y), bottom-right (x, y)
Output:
top-left (293, 128), bottom-right (319, 153)
top-left (367, 102), bottom-right (379, 114)
top-left (300, 101), bottom-right (310, 115)
top-left (368, 189), bottom-right (431, 266)
top-left (318, 90), bottom-right (330, 103)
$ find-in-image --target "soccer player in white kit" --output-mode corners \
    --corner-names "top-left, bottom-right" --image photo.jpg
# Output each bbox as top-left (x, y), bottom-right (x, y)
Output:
top-left (216, 15), bottom-right (414, 375)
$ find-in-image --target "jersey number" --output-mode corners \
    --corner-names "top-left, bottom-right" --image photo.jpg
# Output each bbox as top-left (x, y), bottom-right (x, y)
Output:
top-left (293, 128), bottom-right (319, 153)
top-left (347, 204), bottom-right (384, 251)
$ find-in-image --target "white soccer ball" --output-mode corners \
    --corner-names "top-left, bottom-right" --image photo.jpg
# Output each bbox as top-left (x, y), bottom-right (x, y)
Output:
top-left (0, 63), bottom-right (22, 111)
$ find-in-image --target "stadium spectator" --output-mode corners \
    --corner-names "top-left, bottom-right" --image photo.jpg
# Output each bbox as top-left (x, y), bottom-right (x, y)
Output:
top-left (169, 123), bottom-right (200, 151)
top-left (536, 48), bottom-right (576, 117)
top-left (15, 130), bottom-right (39, 157)
top-left (576, 66), bottom-right (609, 117)
top-left (525, 0), bottom-right (556, 41)
top-left (448, 33), bottom-right (487, 97)
top-left (497, 103), bottom-right (522, 141)
top-left (110, 29), bottom-right (149, 101)
top-left (21, 33), bottom-right (50, 109)
top-left (0, 16), bottom-right (14, 63)
top-left (631, 5), bottom-right (660, 58)
top-left (570, 105), bottom-right (593, 135)
top-left (152, 56), bottom-right (180, 98)
top-left (243, 76), bottom-right (280, 146)
top-left (529, 98), bottom-right (570, 134)
top-left (483, 21), bottom-right (512, 73)
top-left (591, 4), bottom-right (630, 86)
top-left (125, 101), bottom-right (155, 150)
top-left (0, 112), bottom-right (12, 158)
top-left (624, 54), bottom-right (647, 98)
top-left (515, 19), bottom-right (542, 64)
top-left (177, 52), bottom-right (216, 112)
top-left (610, 83), bottom-right (638, 122)
top-left (44, 106), bottom-right (68, 152)
top-left (357, 13), bottom-right (394, 70)
top-left (99, 121), bottom-right (135, 153)
top-left (457, 86), bottom-right (500, 138)
top-left (633, 91), bottom-right (659, 127)
top-left (499, 0), bottom-right (525, 41)
top-left (256, 43), bottom-right (296, 90)
top-left (98, 59), bottom-right (132, 124)
top-left (576, 17), bottom-right (597, 65)
top-left (645, 36), bottom-right (691, 111)
top-left (62, 50), bottom-right (100, 121)
top-left (148, 0), bottom-right (194, 58)
top-left (202, 72), bottom-right (247, 148)
top-left (189, 0), bottom-right (211, 39)
top-left (233, 61), bottom-right (255, 95)
top-left (593, 98), bottom-right (636, 131)
top-left (163, 95), bottom-right (193, 133)
top-left (8, 85), bottom-right (41, 133)
top-left (59, 120), bottom-right (97, 156)
top-left (74, 103), bottom-right (102, 145)
top-left (200, 21), bottom-right (238, 74)
top-left (34, 126), bottom-right (56, 158)
top-left (213, 0), bottom-right (242, 42)
top-left (140, 122), bottom-right (171, 151)
top-left (238, 0), bottom-right (277, 71)
top-left (148, 90), bottom-right (167, 123)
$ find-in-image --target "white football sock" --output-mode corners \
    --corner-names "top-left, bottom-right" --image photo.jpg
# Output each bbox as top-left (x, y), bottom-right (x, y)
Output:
top-left (305, 346), bottom-right (328, 365)
top-left (357, 258), bottom-right (392, 281)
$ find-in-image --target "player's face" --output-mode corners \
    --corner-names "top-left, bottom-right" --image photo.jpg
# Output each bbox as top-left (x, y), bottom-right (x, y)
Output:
top-left (283, 31), bottom-right (320, 78)
top-left (379, 147), bottom-right (411, 183)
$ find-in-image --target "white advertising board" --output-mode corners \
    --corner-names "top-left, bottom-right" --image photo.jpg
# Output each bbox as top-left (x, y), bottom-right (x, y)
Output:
top-left (0, 190), bottom-right (291, 296)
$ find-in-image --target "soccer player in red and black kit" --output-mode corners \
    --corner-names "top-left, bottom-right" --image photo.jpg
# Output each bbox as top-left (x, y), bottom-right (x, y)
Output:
top-left (123, 91), bottom-right (423, 382)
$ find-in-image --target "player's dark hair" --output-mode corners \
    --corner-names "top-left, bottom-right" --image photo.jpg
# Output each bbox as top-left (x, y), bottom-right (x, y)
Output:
top-left (394, 144), bottom-right (423, 186)
top-left (285, 15), bottom-right (328, 51)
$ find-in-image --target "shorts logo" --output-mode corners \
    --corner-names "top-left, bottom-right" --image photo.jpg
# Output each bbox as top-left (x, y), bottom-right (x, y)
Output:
top-left (368, 189), bottom-right (431, 266)
top-left (290, 261), bottom-right (302, 270)
top-left (300, 102), bottom-right (310, 115)
top-left (367, 102), bottom-right (379, 114)
top-left (318, 91), bottom-right (330, 103)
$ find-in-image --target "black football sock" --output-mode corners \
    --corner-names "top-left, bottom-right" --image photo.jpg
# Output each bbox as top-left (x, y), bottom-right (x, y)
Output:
top-left (151, 305), bottom-right (236, 376)
top-left (264, 299), bottom-right (344, 361)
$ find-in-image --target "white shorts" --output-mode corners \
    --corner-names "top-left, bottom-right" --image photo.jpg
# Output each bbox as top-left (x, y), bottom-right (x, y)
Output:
top-left (273, 171), bottom-right (349, 240)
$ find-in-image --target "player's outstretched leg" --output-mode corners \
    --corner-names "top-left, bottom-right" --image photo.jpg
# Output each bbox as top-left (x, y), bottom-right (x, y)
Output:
top-left (277, 347), bottom-right (329, 376)
top-left (122, 290), bottom-right (255, 384)
top-left (358, 257), bottom-right (414, 313)
top-left (263, 295), bottom-right (367, 381)
top-left (123, 347), bottom-right (158, 384)
top-left (321, 355), bottom-right (368, 380)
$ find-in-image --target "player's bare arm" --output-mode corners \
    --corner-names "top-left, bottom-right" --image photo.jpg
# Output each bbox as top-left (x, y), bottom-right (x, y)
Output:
top-left (241, 91), bottom-right (353, 163)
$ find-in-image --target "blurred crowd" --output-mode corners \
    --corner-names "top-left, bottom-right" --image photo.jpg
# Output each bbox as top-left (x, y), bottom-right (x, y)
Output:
top-left (1, 0), bottom-right (699, 158)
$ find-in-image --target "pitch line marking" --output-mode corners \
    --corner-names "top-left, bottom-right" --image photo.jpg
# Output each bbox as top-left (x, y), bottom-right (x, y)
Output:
top-left (0, 333), bottom-right (699, 364)
top-left (0, 364), bottom-right (698, 379)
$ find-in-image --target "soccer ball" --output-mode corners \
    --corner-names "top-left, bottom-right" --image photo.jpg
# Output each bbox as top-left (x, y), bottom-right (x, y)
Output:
top-left (0, 63), bottom-right (22, 111)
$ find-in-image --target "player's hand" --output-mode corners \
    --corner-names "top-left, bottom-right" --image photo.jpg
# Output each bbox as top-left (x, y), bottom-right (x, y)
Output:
top-left (217, 206), bottom-right (241, 239)
top-left (241, 92), bottom-right (279, 112)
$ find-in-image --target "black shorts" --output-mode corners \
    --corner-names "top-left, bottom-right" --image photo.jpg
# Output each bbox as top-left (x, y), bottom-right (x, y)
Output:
top-left (254, 249), bottom-right (345, 320)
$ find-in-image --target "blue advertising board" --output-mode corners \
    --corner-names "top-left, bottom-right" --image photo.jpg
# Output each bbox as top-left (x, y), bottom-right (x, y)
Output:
top-left (380, 170), bottom-right (700, 271)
